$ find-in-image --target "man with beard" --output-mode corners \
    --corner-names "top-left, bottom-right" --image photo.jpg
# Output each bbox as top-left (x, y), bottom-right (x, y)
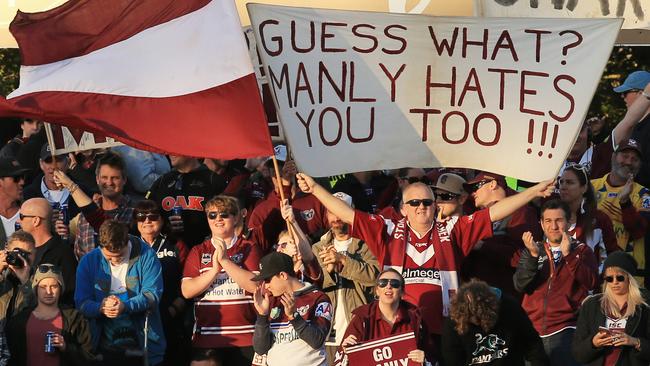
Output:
top-left (74, 152), bottom-right (133, 259)
top-left (591, 138), bottom-right (650, 285)
top-left (0, 159), bottom-right (29, 247)
top-left (311, 192), bottom-right (379, 364)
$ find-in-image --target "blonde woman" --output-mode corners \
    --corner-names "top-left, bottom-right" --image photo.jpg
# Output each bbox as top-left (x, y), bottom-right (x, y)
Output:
top-left (573, 252), bottom-right (650, 365)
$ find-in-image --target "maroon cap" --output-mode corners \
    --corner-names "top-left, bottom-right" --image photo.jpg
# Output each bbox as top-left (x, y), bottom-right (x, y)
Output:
top-left (616, 138), bottom-right (642, 158)
top-left (463, 171), bottom-right (506, 191)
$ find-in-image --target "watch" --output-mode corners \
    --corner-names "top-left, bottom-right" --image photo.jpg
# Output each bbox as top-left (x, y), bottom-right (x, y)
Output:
top-left (643, 91), bottom-right (650, 101)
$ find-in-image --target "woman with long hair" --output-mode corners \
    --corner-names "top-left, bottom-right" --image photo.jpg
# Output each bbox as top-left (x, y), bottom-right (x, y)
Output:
top-left (573, 252), bottom-right (650, 365)
top-left (442, 280), bottom-right (548, 365)
top-left (559, 163), bottom-right (618, 271)
top-left (333, 269), bottom-right (428, 366)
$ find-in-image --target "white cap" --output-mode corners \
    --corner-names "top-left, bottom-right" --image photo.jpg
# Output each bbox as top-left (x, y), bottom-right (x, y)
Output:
top-left (333, 192), bottom-right (354, 208)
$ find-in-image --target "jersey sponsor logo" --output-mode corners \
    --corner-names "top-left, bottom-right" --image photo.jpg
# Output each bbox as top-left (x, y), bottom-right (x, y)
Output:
top-left (272, 327), bottom-right (300, 344)
top-left (203, 273), bottom-right (247, 300)
top-left (470, 333), bottom-right (508, 365)
top-left (161, 195), bottom-right (205, 211)
top-left (402, 267), bottom-right (441, 285)
top-left (642, 196), bottom-right (650, 210)
top-left (607, 192), bottom-right (618, 198)
top-left (201, 253), bottom-right (212, 265)
top-left (157, 248), bottom-right (176, 259)
top-left (300, 209), bottom-right (315, 221)
top-left (315, 302), bottom-right (332, 321)
top-left (297, 304), bottom-right (310, 316)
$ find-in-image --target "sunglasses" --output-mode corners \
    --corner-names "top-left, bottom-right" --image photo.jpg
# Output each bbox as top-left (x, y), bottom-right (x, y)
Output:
top-left (621, 89), bottom-right (641, 98)
top-left (377, 278), bottom-right (402, 289)
top-left (401, 176), bottom-right (432, 185)
top-left (9, 176), bottom-right (25, 183)
top-left (207, 211), bottom-right (233, 220)
top-left (404, 199), bottom-right (434, 207)
top-left (43, 156), bottom-right (67, 164)
top-left (135, 213), bottom-right (160, 222)
top-left (37, 264), bottom-right (62, 274)
top-left (468, 180), bottom-right (490, 192)
top-left (436, 192), bottom-right (460, 201)
top-left (19, 213), bottom-right (42, 220)
top-left (604, 275), bottom-right (626, 283)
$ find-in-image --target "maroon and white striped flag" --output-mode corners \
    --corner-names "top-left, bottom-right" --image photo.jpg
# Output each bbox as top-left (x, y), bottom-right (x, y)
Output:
top-left (0, 0), bottom-right (273, 159)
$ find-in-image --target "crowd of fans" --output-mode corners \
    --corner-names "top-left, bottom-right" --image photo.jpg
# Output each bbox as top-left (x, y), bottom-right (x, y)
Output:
top-left (0, 71), bottom-right (648, 366)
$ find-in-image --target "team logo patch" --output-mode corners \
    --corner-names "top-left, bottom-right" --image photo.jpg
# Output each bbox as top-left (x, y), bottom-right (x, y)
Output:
top-left (300, 209), bottom-right (315, 221)
top-left (270, 307), bottom-right (281, 320)
top-left (607, 192), bottom-right (618, 198)
top-left (297, 305), bottom-right (310, 316)
top-left (471, 333), bottom-right (509, 364)
top-left (642, 196), bottom-right (650, 210)
top-left (201, 253), bottom-right (212, 265)
top-left (315, 302), bottom-right (332, 321)
top-left (231, 253), bottom-right (244, 264)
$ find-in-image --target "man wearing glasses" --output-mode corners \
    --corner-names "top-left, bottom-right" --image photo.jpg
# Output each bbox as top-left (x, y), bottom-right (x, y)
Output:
top-left (18, 198), bottom-right (76, 306)
top-left (614, 71), bottom-right (650, 188)
top-left (297, 172), bottom-right (554, 362)
top-left (461, 172), bottom-right (542, 298)
top-left (181, 195), bottom-right (261, 365)
top-left (0, 159), bottom-right (29, 248)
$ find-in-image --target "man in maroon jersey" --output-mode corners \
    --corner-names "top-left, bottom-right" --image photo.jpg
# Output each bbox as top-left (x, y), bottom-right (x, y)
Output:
top-left (297, 173), bottom-right (554, 363)
top-left (181, 195), bottom-right (261, 365)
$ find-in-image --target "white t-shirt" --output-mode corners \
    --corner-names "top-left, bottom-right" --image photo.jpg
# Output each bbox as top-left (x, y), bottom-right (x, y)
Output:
top-left (109, 241), bottom-right (132, 294)
top-left (1, 211), bottom-right (19, 238)
top-left (327, 238), bottom-right (353, 346)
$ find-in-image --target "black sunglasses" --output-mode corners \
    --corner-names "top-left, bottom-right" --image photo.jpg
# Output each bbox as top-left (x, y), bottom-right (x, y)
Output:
top-left (436, 192), bottom-right (460, 201)
top-left (377, 278), bottom-right (402, 289)
top-left (9, 176), bottom-right (25, 183)
top-left (43, 156), bottom-right (67, 164)
top-left (468, 180), bottom-right (490, 192)
top-left (404, 199), bottom-right (434, 207)
top-left (604, 275), bottom-right (626, 283)
top-left (37, 264), bottom-right (62, 274)
top-left (19, 213), bottom-right (42, 220)
top-left (622, 89), bottom-right (641, 98)
top-left (207, 211), bottom-right (233, 220)
top-left (135, 213), bottom-right (160, 222)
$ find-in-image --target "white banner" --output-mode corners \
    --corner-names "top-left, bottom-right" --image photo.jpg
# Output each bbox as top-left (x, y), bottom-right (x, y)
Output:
top-left (44, 123), bottom-right (123, 155)
top-left (248, 4), bottom-right (621, 181)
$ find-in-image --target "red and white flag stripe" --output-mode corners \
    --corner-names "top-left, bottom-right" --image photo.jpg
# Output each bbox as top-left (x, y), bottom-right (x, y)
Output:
top-left (1, 0), bottom-right (273, 159)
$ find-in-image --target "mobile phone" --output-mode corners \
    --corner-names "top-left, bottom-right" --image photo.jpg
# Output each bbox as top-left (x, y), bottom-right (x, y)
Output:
top-left (598, 326), bottom-right (612, 335)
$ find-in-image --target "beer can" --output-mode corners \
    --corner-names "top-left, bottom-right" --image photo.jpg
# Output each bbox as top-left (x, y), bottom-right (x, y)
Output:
top-left (14, 221), bottom-right (20, 231)
top-left (45, 331), bottom-right (55, 353)
top-left (59, 203), bottom-right (69, 224)
top-left (172, 205), bottom-right (182, 217)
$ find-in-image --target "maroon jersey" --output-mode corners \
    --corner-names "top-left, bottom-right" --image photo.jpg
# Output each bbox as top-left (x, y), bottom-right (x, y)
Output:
top-left (352, 210), bottom-right (492, 334)
top-left (182, 237), bottom-right (261, 348)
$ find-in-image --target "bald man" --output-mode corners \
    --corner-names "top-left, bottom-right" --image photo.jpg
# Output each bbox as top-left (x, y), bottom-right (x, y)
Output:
top-left (19, 198), bottom-right (77, 305)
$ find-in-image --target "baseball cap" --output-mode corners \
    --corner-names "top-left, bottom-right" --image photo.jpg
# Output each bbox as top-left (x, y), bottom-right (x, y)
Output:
top-left (32, 264), bottom-right (65, 293)
top-left (0, 158), bottom-right (30, 178)
top-left (616, 138), bottom-right (642, 158)
top-left (333, 192), bottom-right (354, 207)
top-left (39, 143), bottom-right (64, 161)
top-left (432, 173), bottom-right (466, 195)
top-left (463, 171), bottom-right (506, 191)
top-left (613, 70), bottom-right (650, 93)
top-left (251, 252), bottom-right (295, 281)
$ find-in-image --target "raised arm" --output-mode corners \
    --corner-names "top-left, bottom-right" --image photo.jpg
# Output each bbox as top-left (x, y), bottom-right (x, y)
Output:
top-left (296, 173), bottom-right (354, 224)
top-left (612, 82), bottom-right (650, 146)
top-left (489, 179), bottom-right (555, 222)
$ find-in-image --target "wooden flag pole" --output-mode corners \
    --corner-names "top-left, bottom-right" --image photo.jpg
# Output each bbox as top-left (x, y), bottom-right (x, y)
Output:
top-left (271, 155), bottom-right (297, 239)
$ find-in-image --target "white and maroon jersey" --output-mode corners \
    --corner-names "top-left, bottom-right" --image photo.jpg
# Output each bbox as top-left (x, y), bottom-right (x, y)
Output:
top-left (261, 284), bottom-right (331, 366)
top-left (183, 237), bottom-right (261, 348)
top-left (352, 209), bottom-right (492, 334)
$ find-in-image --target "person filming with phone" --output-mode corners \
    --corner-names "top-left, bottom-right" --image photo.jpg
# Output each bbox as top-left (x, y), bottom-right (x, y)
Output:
top-left (0, 230), bottom-right (37, 365)
top-left (573, 252), bottom-right (650, 365)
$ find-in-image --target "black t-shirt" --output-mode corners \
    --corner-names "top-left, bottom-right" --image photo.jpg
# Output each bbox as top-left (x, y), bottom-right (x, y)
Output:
top-left (632, 114), bottom-right (650, 189)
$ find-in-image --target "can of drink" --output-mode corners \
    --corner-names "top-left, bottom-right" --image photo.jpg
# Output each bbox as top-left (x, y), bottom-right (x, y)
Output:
top-left (60, 203), bottom-right (69, 225)
top-left (14, 221), bottom-right (20, 231)
top-left (172, 205), bottom-right (182, 217)
top-left (45, 331), bottom-right (55, 353)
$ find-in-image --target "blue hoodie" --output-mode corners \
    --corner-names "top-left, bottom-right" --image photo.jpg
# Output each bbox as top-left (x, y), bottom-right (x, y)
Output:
top-left (75, 235), bottom-right (165, 364)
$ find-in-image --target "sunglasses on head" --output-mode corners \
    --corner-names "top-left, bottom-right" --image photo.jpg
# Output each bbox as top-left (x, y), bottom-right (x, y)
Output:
top-left (135, 212), bottom-right (160, 222)
top-left (377, 278), bottom-right (402, 289)
top-left (604, 275), bottom-right (626, 283)
top-left (37, 264), bottom-right (62, 274)
top-left (207, 211), bottom-right (232, 220)
top-left (404, 199), bottom-right (434, 207)
top-left (436, 192), bottom-right (460, 201)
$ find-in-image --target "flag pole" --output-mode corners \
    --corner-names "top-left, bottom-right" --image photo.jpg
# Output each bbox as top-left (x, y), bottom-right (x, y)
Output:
top-left (271, 155), bottom-right (296, 238)
top-left (44, 122), bottom-right (57, 161)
